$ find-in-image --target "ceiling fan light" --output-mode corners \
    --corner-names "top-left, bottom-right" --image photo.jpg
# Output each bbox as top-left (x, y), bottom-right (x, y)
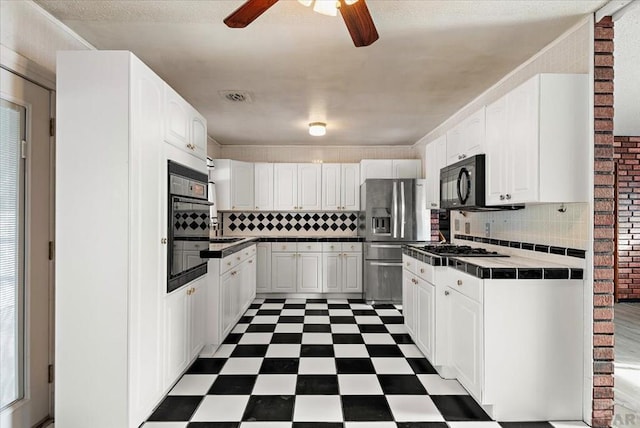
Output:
top-left (344, 0), bottom-right (358, 5)
top-left (309, 122), bottom-right (327, 137)
top-left (313, 0), bottom-right (338, 16)
top-left (298, 0), bottom-right (313, 7)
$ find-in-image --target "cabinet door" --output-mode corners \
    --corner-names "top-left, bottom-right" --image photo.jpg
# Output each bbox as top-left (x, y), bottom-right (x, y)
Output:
top-left (274, 163), bottom-right (298, 211)
top-left (191, 114), bottom-right (207, 160)
top-left (360, 160), bottom-right (393, 184)
top-left (256, 243), bottom-right (272, 293)
top-left (446, 126), bottom-right (462, 165)
top-left (402, 272), bottom-right (416, 339)
top-left (392, 159), bottom-right (422, 179)
top-left (341, 164), bottom-right (360, 211)
top-left (231, 161), bottom-right (254, 211)
top-left (322, 252), bottom-right (341, 292)
top-left (298, 164), bottom-right (322, 210)
top-left (220, 271), bottom-right (236, 339)
top-left (189, 279), bottom-right (206, 358)
top-left (297, 252), bottom-right (322, 293)
top-left (322, 163), bottom-right (341, 211)
top-left (254, 163), bottom-right (274, 211)
top-left (342, 252), bottom-right (362, 293)
top-left (415, 279), bottom-right (434, 361)
top-left (164, 86), bottom-right (190, 149)
top-left (485, 96), bottom-right (508, 206)
top-left (247, 256), bottom-right (257, 302)
top-left (448, 289), bottom-right (482, 400)
top-left (507, 77), bottom-right (539, 204)
top-left (425, 136), bottom-right (446, 209)
top-left (271, 252), bottom-right (297, 292)
top-left (461, 108), bottom-right (485, 158)
top-left (165, 288), bottom-right (189, 384)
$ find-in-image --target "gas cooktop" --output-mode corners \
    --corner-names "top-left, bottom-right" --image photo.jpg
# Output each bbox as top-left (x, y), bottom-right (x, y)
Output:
top-left (418, 244), bottom-right (509, 257)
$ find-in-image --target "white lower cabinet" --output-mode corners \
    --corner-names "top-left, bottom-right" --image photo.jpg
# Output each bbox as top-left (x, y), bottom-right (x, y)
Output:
top-left (322, 249), bottom-right (362, 293)
top-left (256, 243), bottom-right (272, 292)
top-left (271, 252), bottom-right (298, 292)
top-left (218, 249), bottom-right (257, 341)
top-left (415, 278), bottom-right (435, 362)
top-left (402, 272), bottom-right (417, 338)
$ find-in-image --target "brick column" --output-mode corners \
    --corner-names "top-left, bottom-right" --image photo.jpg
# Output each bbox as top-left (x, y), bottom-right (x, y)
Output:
top-left (614, 135), bottom-right (640, 301)
top-left (592, 16), bottom-right (615, 428)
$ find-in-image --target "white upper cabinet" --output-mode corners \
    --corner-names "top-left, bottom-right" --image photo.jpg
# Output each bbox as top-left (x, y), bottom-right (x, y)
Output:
top-left (425, 135), bottom-right (447, 209)
top-left (485, 74), bottom-right (589, 205)
top-left (446, 107), bottom-right (485, 166)
top-left (298, 163), bottom-right (322, 210)
top-left (254, 163), bottom-right (274, 211)
top-left (322, 163), bottom-right (360, 211)
top-left (274, 163), bottom-right (298, 211)
top-left (360, 159), bottom-right (393, 183)
top-left (212, 159), bottom-right (254, 211)
top-left (274, 163), bottom-right (321, 211)
top-left (393, 159), bottom-right (422, 179)
top-left (360, 159), bottom-right (422, 184)
top-left (164, 86), bottom-right (206, 160)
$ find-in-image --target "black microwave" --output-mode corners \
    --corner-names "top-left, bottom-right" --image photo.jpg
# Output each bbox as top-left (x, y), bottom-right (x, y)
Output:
top-left (439, 154), bottom-right (523, 211)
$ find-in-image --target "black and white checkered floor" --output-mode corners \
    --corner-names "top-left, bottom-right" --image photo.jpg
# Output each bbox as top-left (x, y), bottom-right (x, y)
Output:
top-left (143, 298), bottom-right (585, 428)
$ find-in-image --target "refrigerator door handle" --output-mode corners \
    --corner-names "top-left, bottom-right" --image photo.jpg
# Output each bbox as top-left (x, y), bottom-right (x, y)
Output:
top-left (369, 262), bottom-right (404, 267)
top-left (370, 244), bottom-right (402, 249)
top-left (392, 181), bottom-right (398, 238)
top-left (400, 181), bottom-right (405, 238)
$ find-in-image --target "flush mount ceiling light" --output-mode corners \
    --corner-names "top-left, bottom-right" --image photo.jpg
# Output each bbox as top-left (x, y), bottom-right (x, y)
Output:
top-left (309, 122), bottom-right (327, 137)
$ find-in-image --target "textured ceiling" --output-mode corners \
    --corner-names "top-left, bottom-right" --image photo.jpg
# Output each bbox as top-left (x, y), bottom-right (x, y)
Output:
top-left (36, 0), bottom-right (607, 146)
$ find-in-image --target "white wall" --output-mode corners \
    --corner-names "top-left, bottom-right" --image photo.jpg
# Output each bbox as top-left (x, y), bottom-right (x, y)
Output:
top-left (614, 4), bottom-right (640, 136)
top-left (0, 0), bottom-right (93, 85)
top-left (219, 144), bottom-right (418, 163)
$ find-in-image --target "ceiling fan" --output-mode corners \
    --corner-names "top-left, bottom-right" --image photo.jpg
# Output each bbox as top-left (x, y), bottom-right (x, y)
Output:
top-left (223, 0), bottom-right (379, 47)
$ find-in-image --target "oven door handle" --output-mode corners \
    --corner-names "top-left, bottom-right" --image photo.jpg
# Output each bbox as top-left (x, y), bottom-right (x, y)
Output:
top-left (369, 262), bottom-right (404, 267)
top-left (173, 195), bottom-right (213, 206)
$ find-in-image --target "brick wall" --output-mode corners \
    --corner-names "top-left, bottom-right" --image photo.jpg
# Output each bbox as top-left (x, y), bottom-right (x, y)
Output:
top-left (592, 16), bottom-right (615, 428)
top-left (614, 135), bottom-right (640, 301)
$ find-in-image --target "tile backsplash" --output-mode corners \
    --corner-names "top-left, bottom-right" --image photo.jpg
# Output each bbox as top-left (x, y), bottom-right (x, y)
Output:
top-left (450, 203), bottom-right (589, 250)
top-left (221, 211), bottom-right (358, 237)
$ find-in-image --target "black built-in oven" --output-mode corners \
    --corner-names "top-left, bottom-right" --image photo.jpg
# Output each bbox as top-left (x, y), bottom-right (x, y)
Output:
top-left (167, 161), bottom-right (211, 293)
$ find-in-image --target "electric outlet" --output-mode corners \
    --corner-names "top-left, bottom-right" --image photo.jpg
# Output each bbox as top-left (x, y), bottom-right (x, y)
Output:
top-left (464, 222), bottom-right (470, 234)
top-left (485, 222), bottom-right (491, 237)
top-left (454, 219), bottom-right (460, 231)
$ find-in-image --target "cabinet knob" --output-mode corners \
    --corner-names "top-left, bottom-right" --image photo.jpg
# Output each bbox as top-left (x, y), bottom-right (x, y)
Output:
top-left (420, 268), bottom-right (425, 273)
top-left (350, 245), bottom-right (354, 249)
top-left (505, 194), bottom-right (512, 200)
top-left (499, 195), bottom-right (505, 201)
top-left (307, 245), bottom-right (311, 249)
top-left (330, 245), bottom-right (335, 249)
top-left (457, 279), bottom-right (463, 286)
top-left (256, 206), bottom-right (259, 209)
top-left (444, 290), bottom-right (450, 296)
top-left (430, 203), bottom-right (437, 207)
top-left (161, 238), bottom-right (167, 244)
top-left (282, 245), bottom-right (286, 250)
top-left (232, 206), bottom-right (236, 209)
top-left (248, 260), bottom-right (253, 264)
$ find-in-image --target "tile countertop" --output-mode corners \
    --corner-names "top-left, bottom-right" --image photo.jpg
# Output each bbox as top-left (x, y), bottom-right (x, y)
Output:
top-left (201, 236), bottom-right (366, 258)
top-left (404, 245), bottom-right (584, 281)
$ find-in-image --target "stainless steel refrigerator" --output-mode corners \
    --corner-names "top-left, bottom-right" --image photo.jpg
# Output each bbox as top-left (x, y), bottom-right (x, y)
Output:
top-left (358, 179), bottom-right (429, 303)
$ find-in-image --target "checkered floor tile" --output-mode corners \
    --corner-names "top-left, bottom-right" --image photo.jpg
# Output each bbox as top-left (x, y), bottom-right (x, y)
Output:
top-left (142, 298), bottom-right (584, 428)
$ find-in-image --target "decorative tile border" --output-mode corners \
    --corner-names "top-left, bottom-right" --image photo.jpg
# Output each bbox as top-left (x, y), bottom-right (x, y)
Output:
top-left (221, 211), bottom-right (358, 234)
top-left (454, 234), bottom-right (586, 259)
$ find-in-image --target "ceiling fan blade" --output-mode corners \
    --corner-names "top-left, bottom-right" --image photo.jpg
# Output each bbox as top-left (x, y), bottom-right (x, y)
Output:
top-left (224, 0), bottom-right (279, 28)
top-left (338, 0), bottom-right (379, 47)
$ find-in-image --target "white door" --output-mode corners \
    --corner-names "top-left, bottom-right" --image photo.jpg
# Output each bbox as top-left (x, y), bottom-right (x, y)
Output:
top-left (297, 253), bottom-right (322, 293)
top-left (256, 243), bottom-right (272, 292)
top-left (271, 253), bottom-right (297, 292)
top-left (485, 96), bottom-right (508, 206)
top-left (446, 126), bottom-right (463, 165)
top-left (164, 86), bottom-right (190, 149)
top-left (402, 273), bottom-right (416, 338)
top-left (425, 136), bottom-right (446, 209)
top-left (273, 163), bottom-right (298, 211)
top-left (191, 114), bottom-right (207, 160)
top-left (322, 253), bottom-right (341, 292)
top-left (321, 163), bottom-right (341, 210)
top-left (231, 161), bottom-right (254, 210)
top-left (461, 108), bottom-right (485, 157)
top-left (164, 288), bottom-right (190, 386)
top-left (416, 280), bottom-right (435, 361)
top-left (254, 163), bottom-right (274, 211)
top-left (189, 278), bottom-right (206, 359)
top-left (220, 271), bottom-right (235, 338)
top-left (0, 69), bottom-right (52, 427)
top-left (448, 289), bottom-right (482, 399)
top-left (297, 164), bottom-right (321, 210)
top-left (341, 164), bottom-right (360, 211)
top-left (360, 160), bottom-right (392, 184)
top-left (342, 252), bottom-right (362, 292)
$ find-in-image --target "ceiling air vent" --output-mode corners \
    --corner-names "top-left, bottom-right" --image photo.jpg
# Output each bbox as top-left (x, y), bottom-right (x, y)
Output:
top-left (219, 90), bottom-right (253, 103)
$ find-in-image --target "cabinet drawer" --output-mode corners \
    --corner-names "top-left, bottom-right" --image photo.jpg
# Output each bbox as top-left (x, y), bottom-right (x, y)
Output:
top-left (238, 244), bottom-right (257, 261)
top-left (403, 255), bottom-right (416, 274)
top-left (445, 269), bottom-right (482, 303)
top-left (272, 242), bottom-right (296, 252)
top-left (221, 252), bottom-right (242, 273)
top-left (415, 260), bottom-right (433, 283)
top-left (323, 242), bottom-right (341, 252)
top-left (342, 242), bottom-right (362, 253)
top-left (297, 242), bottom-right (323, 252)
